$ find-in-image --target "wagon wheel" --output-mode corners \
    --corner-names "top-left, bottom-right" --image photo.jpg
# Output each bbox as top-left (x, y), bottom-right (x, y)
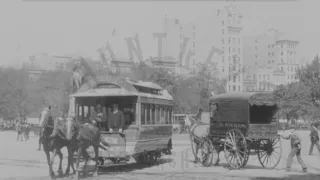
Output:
top-left (257, 136), bottom-right (282, 169)
top-left (224, 129), bottom-right (248, 169)
top-left (189, 133), bottom-right (200, 161)
top-left (199, 138), bottom-right (214, 167)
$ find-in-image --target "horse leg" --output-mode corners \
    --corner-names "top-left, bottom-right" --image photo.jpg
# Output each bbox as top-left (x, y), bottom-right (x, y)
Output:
top-left (82, 149), bottom-right (90, 177)
top-left (49, 149), bottom-right (58, 178)
top-left (57, 150), bottom-right (64, 176)
top-left (65, 145), bottom-right (75, 175)
top-left (44, 148), bottom-right (55, 178)
top-left (93, 145), bottom-right (99, 177)
top-left (194, 142), bottom-right (199, 163)
top-left (16, 132), bottom-right (19, 141)
top-left (75, 148), bottom-right (82, 180)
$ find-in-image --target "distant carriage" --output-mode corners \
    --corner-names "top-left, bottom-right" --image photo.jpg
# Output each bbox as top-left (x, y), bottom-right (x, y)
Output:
top-left (70, 78), bottom-right (173, 166)
top-left (190, 92), bottom-right (282, 169)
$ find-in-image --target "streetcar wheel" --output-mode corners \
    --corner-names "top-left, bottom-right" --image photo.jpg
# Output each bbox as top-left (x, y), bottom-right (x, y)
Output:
top-left (257, 136), bottom-right (282, 169)
top-left (224, 129), bottom-right (248, 169)
top-left (200, 138), bottom-right (214, 167)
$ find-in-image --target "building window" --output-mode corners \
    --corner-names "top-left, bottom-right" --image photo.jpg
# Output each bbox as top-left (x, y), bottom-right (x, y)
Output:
top-left (281, 59), bottom-right (283, 63)
top-left (229, 38), bottom-right (231, 44)
top-left (238, 48), bottom-right (240, 54)
top-left (222, 47), bottom-right (224, 53)
top-left (229, 47), bottom-right (231, 53)
top-left (222, 29), bottom-right (224, 34)
top-left (238, 38), bottom-right (240, 44)
top-left (232, 48), bottom-right (236, 53)
top-left (193, 42), bottom-right (195, 47)
top-left (229, 76), bottom-right (231, 81)
top-left (222, 39), bottom-right (224, 44)
top-left (281, 44), bottom-right (283, 48)
top-left (222, 21), bottom-right (224, 25)
top-left (229, 85), bottom-right (231, 91)
top-left (238, 85), bottom-right (240, 91)
top-left (281, 51), bottom-right (283, 56)
top-left (268, 60), bottom-right (270, 64)
top-left (272, 60), bottom-right (274, 63)
top-left (268, 52), bottom-right (270, 56)
top-left (281, 67), bottom-right (283, 71)
top-left (233, 76), bottom-right (236, 82)
top-left (233, 85), bottom-right (236, 91)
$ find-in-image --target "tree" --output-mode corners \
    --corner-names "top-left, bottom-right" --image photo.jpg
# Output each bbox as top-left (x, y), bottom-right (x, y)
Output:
top-left (297, 55), bottom-right (320, 108)
top-left (273, 82), bottom-right (317, 124)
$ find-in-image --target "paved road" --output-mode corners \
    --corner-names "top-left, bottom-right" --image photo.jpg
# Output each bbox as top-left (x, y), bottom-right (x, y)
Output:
top-left (0, 131), bottom-right (319, 180)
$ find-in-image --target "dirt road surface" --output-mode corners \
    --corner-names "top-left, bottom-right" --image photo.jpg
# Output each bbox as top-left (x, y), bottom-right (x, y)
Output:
top-left (0, 131), bottom-right (319, 180)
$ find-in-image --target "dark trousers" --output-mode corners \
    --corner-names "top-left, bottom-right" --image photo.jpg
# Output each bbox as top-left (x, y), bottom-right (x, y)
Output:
top-left (286, 147), bottom-right (307, 169)
top-left (309, 139), bottom-right (320, 154)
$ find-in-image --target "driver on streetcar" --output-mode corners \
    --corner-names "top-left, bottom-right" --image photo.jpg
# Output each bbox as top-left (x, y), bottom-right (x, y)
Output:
top-left (108, 104), bottom-right (124, 133)
top-left (91, 104), bottom-right (107, 130)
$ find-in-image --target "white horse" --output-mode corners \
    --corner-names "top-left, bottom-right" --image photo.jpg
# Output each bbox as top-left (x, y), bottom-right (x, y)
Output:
top-left (184, 108), bottom-right (211, 163)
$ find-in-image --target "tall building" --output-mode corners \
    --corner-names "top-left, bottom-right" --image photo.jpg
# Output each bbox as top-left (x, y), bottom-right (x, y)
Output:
top-left (162, 15), bottom-right (196, 73)
top-left (243, 29), bottom-right (299, 87)
top-left (194, 5), bottom-right (244, 92)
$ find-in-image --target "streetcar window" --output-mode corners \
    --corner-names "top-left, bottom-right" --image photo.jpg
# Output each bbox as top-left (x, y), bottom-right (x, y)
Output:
top-left (168, 107), bottom-right (172, 124)
top-left (123, 104), bottom-right (136, 127)
top-left (146, 104), bottom-right (151, 124)
top-left (141, 104), bottom-right (146, 125)
top-left (156, 105), bottom-right (161, 124)
top-left (160, 106), bottom-right (165, 124)
top-left (151, 104), bottom-right (156, 124)
top-left (165, 107), bottom-right (169, 124)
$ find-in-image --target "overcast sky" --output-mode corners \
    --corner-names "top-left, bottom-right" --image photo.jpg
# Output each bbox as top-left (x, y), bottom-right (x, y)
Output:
top-left (0, 0), bottom-right (317, 66)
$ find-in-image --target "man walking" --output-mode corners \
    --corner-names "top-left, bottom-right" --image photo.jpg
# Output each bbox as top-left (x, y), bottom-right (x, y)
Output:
top-left (108, 104), bottom-right (124, 133)
top-left (309, 122), bottom-right (320, 155)
top-left (279, 128), bottom-right (307, 172)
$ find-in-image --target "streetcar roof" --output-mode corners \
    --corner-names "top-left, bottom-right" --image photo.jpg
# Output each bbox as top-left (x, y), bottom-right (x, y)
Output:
top-left (209, 92), bottom-right (277, 106)
top-left (70, 79), bottom-right (173, 100)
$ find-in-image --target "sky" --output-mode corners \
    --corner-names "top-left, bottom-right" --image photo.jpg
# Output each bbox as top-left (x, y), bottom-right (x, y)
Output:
top-left (0, 0), bottom-right (317, 66)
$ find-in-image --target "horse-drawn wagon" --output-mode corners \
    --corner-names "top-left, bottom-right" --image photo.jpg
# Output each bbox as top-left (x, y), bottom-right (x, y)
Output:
top-left (70, 78), bottom-right (173, 166)
top-left (188, 92), bottom-right (282, 169)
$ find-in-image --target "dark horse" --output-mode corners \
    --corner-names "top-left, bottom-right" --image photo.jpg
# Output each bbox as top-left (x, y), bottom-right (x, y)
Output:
top-left (66, 121), bottom-right (109, 180)
top-left (39, 109), bottom-right (77, 178)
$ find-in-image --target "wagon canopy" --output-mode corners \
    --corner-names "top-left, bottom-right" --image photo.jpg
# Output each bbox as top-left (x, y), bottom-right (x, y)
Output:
top-left (209, 92), bottom-right (277, 106)
top-left (209, 92), bottom-right (277, 123)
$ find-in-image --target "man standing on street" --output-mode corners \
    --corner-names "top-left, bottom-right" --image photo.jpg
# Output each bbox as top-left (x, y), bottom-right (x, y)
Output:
top-left (309, 122), bottom-right (320, 155)
top-left (108, 104), bottom-right (124, 133)
top-left (278, 128), bottom-right (307, 172)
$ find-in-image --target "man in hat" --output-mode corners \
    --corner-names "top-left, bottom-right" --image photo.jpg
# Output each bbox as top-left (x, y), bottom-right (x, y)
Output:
top-left (309, 122), bottom-right (320, 155)
top-left (278, 128), bottom-right (307, 172)
top-left (91, 104), bottom-right (106, 130)
top-left (108, 104), bottom-right (124, 133)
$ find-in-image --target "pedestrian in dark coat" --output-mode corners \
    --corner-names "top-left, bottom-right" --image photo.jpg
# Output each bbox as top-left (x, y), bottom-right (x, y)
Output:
top-left (108, 104), bottom-right (125, 133)
top-left (309, 122), bottom-right (320, 155)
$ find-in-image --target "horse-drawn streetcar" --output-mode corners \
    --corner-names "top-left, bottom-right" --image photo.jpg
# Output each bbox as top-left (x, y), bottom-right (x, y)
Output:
top-left (187, 92), bottom-right (282, 169)
top-left (70, 78), bottom-right (173, 167)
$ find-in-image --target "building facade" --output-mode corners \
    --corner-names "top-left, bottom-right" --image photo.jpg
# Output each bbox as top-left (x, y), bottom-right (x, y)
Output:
top-left (194, 5), bottom-right (244, 93)
top-left (243, 29), bottom-right (299, 91)
top-left (162, 15), bottom-right (196, 72)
